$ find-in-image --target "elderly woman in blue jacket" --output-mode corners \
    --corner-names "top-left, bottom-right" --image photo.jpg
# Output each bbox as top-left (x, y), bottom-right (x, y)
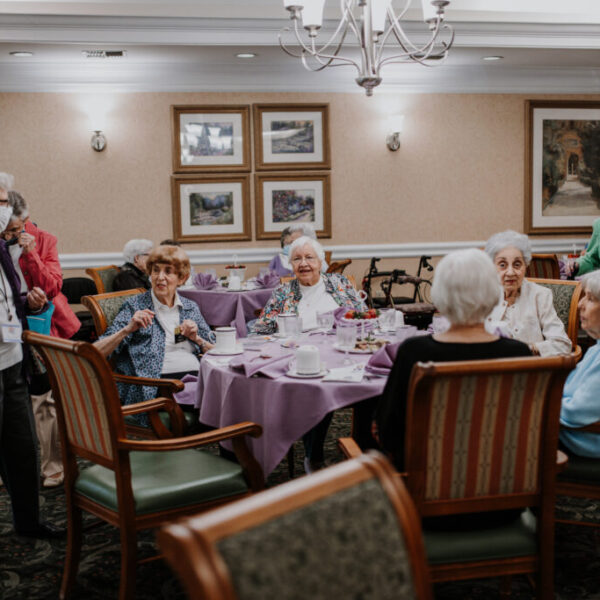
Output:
top-left (95, 245), bottom-right (214, 422)
top-left (560, 270), bottom-right (600, 457)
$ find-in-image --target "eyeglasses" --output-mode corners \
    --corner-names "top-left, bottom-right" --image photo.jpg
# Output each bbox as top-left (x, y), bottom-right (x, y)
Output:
top-left (291, 255), bottom-right (319, 265)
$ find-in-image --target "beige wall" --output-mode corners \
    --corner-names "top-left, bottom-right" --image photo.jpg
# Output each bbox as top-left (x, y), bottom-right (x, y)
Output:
top-left (0, 91), bottom-right (597, 283)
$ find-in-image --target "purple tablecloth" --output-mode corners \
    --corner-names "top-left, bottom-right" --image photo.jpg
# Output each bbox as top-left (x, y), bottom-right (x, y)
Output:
top-left (196, 333), bottom-right (388, 477)
top-left (179, 286), bottom-right (275, 337)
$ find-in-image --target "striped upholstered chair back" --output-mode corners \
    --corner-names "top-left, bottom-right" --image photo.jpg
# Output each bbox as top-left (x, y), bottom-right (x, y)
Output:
top-left (526, 254), bottom-right (560, 279)
top-left (23, 331), bottom-right (123, 465)
top-left (82, 288), bottom-right (145, 337)
top-left (404, 355), bottom-right (576, 515)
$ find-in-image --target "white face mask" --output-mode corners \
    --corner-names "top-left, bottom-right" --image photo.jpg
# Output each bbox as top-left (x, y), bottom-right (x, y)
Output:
top-left (0, 206), bottom-right (13, 233)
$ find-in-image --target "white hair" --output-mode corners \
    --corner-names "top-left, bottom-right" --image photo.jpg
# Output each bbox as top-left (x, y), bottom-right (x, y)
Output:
top-left (289, 235), bottom-right (325, 263)
top-left (432, 248), bottom-right (502, 325)
top-left (7, 191), bottom-right (29, 220)
top-left (485, 230), bottom-right (532, 265)
top-left (288, 223), bottom-right (317, 240)
top-left (0, 172), bottom-right (14, 192)
top-left (123, 239), bottom-right (153, 264)
top-left (581, 270), bottom-right (600, 301)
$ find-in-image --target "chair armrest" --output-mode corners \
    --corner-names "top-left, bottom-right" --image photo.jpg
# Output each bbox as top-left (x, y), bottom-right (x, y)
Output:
top-left (556, 449), bottom-right (569, 473)
top-left (118, 422), bottom-right (265, 491)
top-left (114, 374), bottom-right (185, 394)
top-left (338, 437), bottom-right (363, 459)
top-left (120, 396), bottom-right (186, 438)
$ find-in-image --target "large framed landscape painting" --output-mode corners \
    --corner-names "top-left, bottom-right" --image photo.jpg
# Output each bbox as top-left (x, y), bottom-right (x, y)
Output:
top-left (171, 174), bottom-right (251, 242)
top-left (171, 105), bottom-right (251, 173)
top-left (526, 100), bottom-right (600, 234)
top-left (255, 173), bottom-right (331, 240)
top-left (253, 103), bottom-right (331, 171)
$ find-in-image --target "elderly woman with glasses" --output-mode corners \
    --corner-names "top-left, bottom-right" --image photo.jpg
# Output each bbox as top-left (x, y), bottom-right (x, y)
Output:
top-left (560, 270), bottom-right (600, 457)
top-left (113, 238), bottom-right (153, 291)
top-left (254, 235), bottom-right (364, 334)
top-left (485, 230), bottom-right (571, 356)
top-left (268, 224), bottom-right (328, 277)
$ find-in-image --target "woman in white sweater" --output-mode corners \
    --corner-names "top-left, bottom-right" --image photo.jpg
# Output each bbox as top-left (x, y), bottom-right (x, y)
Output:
top-left (485, 230), bottom-right (571, 356)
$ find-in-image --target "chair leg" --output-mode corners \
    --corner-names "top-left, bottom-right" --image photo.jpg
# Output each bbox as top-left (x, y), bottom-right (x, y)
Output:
top-left (287, 445), bottom-right (295, 479)
top-left (118, 524), bottom-right (138, 600)
top-left (60, 505), bottom-right (83, 599)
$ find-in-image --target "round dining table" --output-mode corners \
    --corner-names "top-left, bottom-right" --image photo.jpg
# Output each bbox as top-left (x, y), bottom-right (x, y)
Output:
top-left (179, 284), bottom-right (276, 337)
top-left (195, 332), bottom-right (388, 478)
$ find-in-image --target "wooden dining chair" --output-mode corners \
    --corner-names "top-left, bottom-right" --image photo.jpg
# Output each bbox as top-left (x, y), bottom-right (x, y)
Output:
top-left (82, 287), bottom-right (190, 439)
top-left (158, 452), bottom-right (432, 600)
top-left (527, 277), bottom-right (582, 349)
top-left (85, 264), bottom-right (121, 294)
top-left (326, 258), bottom-right (352, 274)
top-left (23, 330), bottom-right (264, 600)
top-left (339, 354), bottom-right (577, 599)
top-left (526, 254), bottom-right (561, 279)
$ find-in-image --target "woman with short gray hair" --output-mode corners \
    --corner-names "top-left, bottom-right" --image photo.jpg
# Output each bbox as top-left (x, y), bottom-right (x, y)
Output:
top-left (113, 238), bottom-right (153, 291)
top-left (560, 270), bottom-right (600, 457)
top-left (485, 229), bottom-right (571, 356)
top-left (268, 223), bottom-right (326, 277)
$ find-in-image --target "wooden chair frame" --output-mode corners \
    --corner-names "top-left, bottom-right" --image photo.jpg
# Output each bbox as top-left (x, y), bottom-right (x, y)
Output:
top-left (340, 354), bottom-right (577, 598)
top-left (527, 254), bottom-right (560, 280)
top-left (24, 331), bottom-right (264, 600)
top-left (326, 258), bottom-right (352, 274)
top-left (527, 277), bottom-right (582, 349)
top-left (85, 264), bottom-right (121, 294)
top-left (82, 288), bottom-right (145, 336)
top-left (158, 452), bottom-right (433, 600)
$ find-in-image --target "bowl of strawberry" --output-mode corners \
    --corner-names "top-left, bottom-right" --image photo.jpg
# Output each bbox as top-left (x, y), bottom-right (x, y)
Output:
top-left (339, 308), bottom-right (380, 333)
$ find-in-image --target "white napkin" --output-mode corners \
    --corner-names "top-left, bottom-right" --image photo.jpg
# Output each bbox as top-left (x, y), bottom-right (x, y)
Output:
top-left (322, 364), bottom-right (364, 383)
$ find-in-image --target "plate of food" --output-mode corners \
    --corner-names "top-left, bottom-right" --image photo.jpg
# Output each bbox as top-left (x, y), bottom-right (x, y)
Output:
top-left (333, 339), bottom-right (389, 354)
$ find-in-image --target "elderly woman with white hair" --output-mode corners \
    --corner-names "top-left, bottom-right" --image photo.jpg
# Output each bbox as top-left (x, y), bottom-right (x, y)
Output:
top-left (485, 229), bottom-right (571, 356)
top-left (560, 270), bottom-right (600, 457)
top-left (254, 235), bottom-right (363, 334)
top-left (113, 238), bottom-right (153, 291)
top-left (268, 224), bottom-right (327, 277)
top-left (375, 249), bottom-right (532, 470)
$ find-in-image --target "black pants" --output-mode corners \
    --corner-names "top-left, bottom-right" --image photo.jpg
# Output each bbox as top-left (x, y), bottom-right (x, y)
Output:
top-left (0, 361), bottom-right (40, 531)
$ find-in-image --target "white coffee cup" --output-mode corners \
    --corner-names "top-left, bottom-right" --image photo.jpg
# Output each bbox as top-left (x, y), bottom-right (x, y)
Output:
top-left (228, 274), bottom-right (241, 290)
top-left (295, 345), bottom-right (321, 374)
top-left (214, 327), bottom-right (237, 352)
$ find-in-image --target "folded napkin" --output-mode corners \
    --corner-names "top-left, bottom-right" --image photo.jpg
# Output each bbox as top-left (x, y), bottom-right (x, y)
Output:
top-left (193, 272), bottom-right (219, 290)
top-left (365, 342), bottom-right (402, 376)
top-left (323, 364), bottom-right (365, 383)
top-left (229, 347), bottom-right (293, 378)
top-left (172, 374), bottom-right (198, 406)
top-left (255, 270), bottom-right (280, 289)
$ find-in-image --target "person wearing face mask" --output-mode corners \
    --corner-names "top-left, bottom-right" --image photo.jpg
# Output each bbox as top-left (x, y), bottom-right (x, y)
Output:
top-left (3, 190), bottom-right (80, 488)
top-left (0, 173), bottom-right (63, 539)
top-left (268, 224), bottom-right (328, 277)
top-left (485, 230), bottom-right (571, 356)
top-left (113, 239), bottom-right (153, 292)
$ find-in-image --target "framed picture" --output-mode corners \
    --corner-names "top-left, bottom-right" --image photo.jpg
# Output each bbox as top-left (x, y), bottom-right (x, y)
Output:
top-left (253, 103), bottom-right (331, 171)
top-left (255, 172), bottom-right (331, 240)
top-left (171, 174), bottom-right (251, 242)
top-left (526, 100), bottom-right (600, 234)
top-left (171, 105), bottom-right (251, 173)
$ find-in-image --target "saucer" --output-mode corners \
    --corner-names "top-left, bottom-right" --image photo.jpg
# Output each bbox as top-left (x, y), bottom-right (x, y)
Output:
top-left (207, 345), bottom-right (244, 356)
top-left (286, 368), bottom-right (328, 379)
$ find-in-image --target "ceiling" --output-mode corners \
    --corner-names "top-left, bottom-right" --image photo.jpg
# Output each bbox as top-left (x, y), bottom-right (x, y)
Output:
top-left (1, 0), bottom-right (600, 94)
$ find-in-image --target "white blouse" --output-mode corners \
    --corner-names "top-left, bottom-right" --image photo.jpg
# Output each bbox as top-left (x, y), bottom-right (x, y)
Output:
top-left (487, 279), bottom-right (572, 356)
top-left (298, 277), bottom-right (339, 330)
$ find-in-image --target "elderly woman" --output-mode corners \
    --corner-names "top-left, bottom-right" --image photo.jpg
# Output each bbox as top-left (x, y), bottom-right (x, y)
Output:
top-left (375, 249), bottom-right (532, 470)
top-left (95, 245), bottom-right (214, 422)
top-left (113, 238), bottom-right (153, 291)
top-left (560, 270), bottom-right (600, 457)
top-left (485, 230), bottom-right (571, 356)
top-left (268, 224), bottom-right (327, 277)
top-left (255, 235), bottom-right (363, 333)
top-left (565, 217), bottom-right (600, 278)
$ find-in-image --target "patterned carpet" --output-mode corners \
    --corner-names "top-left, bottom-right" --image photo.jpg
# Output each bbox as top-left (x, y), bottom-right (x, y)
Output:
top-left (1, 408), bottom-right (599, 599)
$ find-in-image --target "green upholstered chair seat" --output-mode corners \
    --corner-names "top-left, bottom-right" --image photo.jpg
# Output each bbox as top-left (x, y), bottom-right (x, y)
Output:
top-left (124, 410), bottom-right (198, 433)
top-left (75, 449), bottom-right (248, 515)
top-left (558, 454), bottom-right (600, 484)
top-left (424, 509), bottom-right (537, 565)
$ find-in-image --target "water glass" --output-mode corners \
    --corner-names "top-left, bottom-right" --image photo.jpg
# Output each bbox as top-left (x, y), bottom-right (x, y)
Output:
top-left (378, 308), bottom-right (396, 332)
top-left (316, 311), bottom-right (334, 331)
top-left (336, 321), bottom-right (357, 364)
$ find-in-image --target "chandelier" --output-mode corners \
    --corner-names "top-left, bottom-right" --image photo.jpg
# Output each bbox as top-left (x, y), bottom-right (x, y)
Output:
top-left (279, 0), bottom-right (454, 96)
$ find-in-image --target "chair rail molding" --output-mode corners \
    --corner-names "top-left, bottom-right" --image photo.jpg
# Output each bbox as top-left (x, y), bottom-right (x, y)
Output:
top-left (59, 238), bottom-right (589, 270)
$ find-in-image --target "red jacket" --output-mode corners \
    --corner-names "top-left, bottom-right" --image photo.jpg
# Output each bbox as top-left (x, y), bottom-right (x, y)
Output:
top-left (19, 221), bottom-right (80, 339)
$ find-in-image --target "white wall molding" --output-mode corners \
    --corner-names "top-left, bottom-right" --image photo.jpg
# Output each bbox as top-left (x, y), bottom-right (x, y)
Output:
top-left (60, 238), bottom-right (590, 270)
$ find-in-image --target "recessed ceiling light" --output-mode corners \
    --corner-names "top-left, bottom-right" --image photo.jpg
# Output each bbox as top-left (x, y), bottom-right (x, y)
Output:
top-left (9, 51), bottom-right (34, 57)
top-left (236, 53), bottom-right (257, 59)
top-left (482, 55), bottom-right (504, 61)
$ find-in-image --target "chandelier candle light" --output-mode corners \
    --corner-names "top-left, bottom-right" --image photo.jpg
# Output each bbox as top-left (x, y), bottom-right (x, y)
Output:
top-left (280, 0), bottom-right (454, 96)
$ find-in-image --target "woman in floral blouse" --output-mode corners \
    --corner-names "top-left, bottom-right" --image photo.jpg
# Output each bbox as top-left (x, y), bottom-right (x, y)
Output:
top-left (254, 236), bottom-right (364, 334)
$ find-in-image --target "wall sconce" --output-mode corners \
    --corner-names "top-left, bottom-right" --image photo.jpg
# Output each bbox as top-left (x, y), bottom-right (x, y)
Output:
top-left (91, 130), bottom-right (107, 152)
top-left (386, 115), bottom-right (405, 152)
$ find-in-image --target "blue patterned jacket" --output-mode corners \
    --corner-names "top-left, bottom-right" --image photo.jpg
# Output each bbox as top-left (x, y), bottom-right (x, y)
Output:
top-left (102, 290), bottom-right (215, 423)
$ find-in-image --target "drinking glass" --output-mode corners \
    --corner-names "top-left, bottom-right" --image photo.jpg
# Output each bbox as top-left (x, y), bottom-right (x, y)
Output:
top-left (378, 308), bottom-right (396, 332)
top-left (286, 315), bottom-right (302, 341)
top-left (316, 311), bottom-right (334, 332)
top-left (336, 321), bottom-right (357, 365)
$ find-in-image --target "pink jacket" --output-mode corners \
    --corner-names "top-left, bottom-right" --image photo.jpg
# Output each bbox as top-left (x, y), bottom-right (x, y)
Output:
top-left (19, 221), bottom-right (80, 339)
